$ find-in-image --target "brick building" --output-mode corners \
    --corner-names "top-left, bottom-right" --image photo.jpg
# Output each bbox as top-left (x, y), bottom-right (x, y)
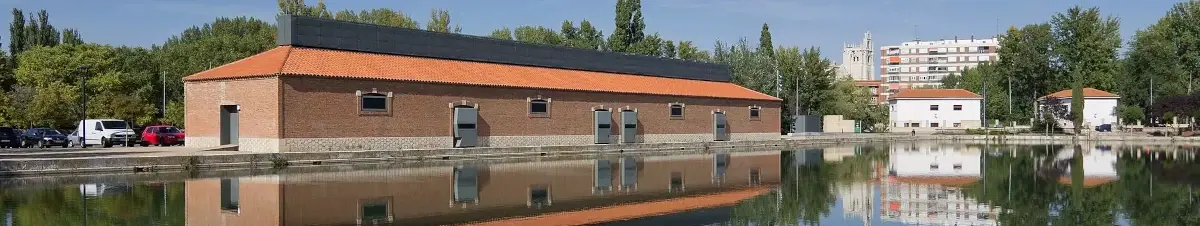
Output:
top-left (183, 16), bottom-right (781, 152)
top-left (185, 152), bottom-right (781, 225)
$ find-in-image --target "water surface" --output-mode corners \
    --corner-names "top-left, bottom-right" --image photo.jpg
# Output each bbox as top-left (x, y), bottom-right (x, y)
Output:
top-left (1, 141), bottom-right (1196, 225)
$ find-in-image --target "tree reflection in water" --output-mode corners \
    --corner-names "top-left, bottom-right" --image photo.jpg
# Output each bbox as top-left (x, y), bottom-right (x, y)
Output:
top-left (729, 142), bottom-right (1200, 226)
top-left (0, 182), bottom-right (185, 226)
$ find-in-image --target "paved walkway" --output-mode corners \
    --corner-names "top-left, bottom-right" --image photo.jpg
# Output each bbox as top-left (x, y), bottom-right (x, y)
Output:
top-left (0, 146), bottom-right (240, 159)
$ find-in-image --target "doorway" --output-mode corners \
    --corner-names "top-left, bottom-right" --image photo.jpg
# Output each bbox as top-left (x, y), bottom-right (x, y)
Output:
top-left (219, 105), bottom-right (239, 145)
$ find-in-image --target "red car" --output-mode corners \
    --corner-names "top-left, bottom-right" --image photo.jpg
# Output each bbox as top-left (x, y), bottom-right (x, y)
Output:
top-left (141, 126), bottom-right (185, 146)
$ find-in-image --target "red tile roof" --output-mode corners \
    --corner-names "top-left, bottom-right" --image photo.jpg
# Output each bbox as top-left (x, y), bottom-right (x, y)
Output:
top-left (1043, 88), bottom-right (1119, 99)
top-left (889, 89), bottom-right (982, 99)
top-left (184, 46), bottom-right (781, 101)
top-left (466, 187), bottom-right (769, 226)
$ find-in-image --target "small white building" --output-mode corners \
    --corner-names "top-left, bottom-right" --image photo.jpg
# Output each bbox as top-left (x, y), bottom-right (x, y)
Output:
top-left (888, 89), bottom-right (983, 131)
top-left (1038, 88), bottom-right (1120, 127)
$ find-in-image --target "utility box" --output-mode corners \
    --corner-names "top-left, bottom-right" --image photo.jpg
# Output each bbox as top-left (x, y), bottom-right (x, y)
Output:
top-left (453, 107), bottom-right (478, 148)
top-left (620, 110), bottom-right (638, 144)
top-left (713, 112), bottom-right (729, 141)
top-left (594, 110), bottom-right (612, 144)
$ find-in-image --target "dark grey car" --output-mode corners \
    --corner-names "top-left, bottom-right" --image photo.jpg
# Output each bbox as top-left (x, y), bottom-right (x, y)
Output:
top-left (22, 128), bottom-right (69, 148)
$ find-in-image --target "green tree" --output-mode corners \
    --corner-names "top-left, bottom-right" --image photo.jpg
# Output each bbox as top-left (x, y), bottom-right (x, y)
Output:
top-left (278, 0), bottom-right (330, 18)
top-left (355, 9), bottom-right (420, 28)
top-left (488, 27), bottom-right (514, 40)
top-left (577, 20), bottom-right (604, 50)
top-left (61, 28), bottom-right (82, 45)
top-left (995, 23), bottom-right (1057, 120)
top-left (425, 8), bottom-right (461, 33)
top-left (661, 40), bottom-right (675, 58)
top-left (1124, 20), bottom-right (1187, 110)
top-left (607, 0), bottom-right (644, 53)
top-left (8, 8), bottom-right (25, 60)
top-left (758, 23), bottom-right (773, 56)
top-left (676, 40), bottom-right (710, 61)
top-left (1166, 1), bottom-right (1200, 95)
top-left (513, 26), bottom-right (564, 46)
top-left (154, 16), bottom-right (276, 124)
top-left (1051, 6), bottom-right (1122, 131)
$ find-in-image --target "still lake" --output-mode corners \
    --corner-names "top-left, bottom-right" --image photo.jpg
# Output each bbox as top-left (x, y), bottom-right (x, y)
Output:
top-left (1, 141), bottom-right (1196, 226)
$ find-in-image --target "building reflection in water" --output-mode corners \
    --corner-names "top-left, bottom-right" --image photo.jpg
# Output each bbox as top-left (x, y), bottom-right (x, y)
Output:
top-left (874, 142), bottom-right (1120, 226)
top-left (185, 151), bottom-right (781, 226)
top-left (882, 142), bottom-right (997, 226)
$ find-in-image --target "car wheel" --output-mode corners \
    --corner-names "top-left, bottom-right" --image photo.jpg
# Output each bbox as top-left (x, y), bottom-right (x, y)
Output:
top-left (60, 143), bottom-right (68, 148)
top-left (102, 137), bottom-right (112, 148)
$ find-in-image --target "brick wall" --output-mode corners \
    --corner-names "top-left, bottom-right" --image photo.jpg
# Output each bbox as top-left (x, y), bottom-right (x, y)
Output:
top-left (280, 76), bottom-right (780, 138)
top-left (184, 77), bottom-right (281, 151)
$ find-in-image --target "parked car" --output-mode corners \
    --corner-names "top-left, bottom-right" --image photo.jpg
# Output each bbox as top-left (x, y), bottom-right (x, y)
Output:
top-left (21, 128), bottom-right (69, 148)
top-left (73, 119), bottom-right (139, 148)
top-left (0, 127), bottom-right (20, 148)
top-left (141, 125), bottom-right (185, 146)
top-left (1095, 124), bottom-right (1113, 132)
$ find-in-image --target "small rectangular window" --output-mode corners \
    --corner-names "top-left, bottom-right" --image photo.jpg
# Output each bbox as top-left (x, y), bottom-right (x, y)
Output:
top-left (931, 123), bottom-right (940, 128)
top-left (529, 99), bottom-right (549, 117)
top-left (669, 172), bottom-right (684, 192)
top-left (929, 105), bottom-right (939, 111)
top-left (953, 123), bottom-right (962, 127)
top-left (529, 185), bottom-right (551, 208)
top-left (598, 124), bottom-right (611, 129)
top-left (669, 104), bottom-right (684, 118)
top-left (457, 124), bottom-right (476, 129)
top-left (953, 105), bottom-right (963, 110)
top-left (359, 198), bottom-right (392, 225)
top-left (749, 106), bottom-right (761, 119)
top-left (360, 94), bottom-right (388, 112)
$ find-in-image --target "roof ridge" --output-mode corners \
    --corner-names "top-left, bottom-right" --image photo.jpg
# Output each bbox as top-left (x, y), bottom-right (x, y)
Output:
top-left (276, 45), bottom-right (294, 75)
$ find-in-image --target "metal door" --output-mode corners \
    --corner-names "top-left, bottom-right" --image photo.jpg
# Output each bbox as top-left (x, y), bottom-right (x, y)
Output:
top-left (620, 110), bottom-right (638, 144)
top-left (595, 160), bottom-right (612, 191)
top-left (594, 110), bottom-right (612, 144)
top-left (713, 112), bottom-right (728, 141)
top-left (453, 107), bottom-right (478, 148)
top-left (621, 157), bottom-right (638, 190)
top-left (453, 166), bottom-right (479, 202)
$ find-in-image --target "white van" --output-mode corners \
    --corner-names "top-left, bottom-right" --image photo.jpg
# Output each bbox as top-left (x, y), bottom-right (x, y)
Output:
top-left (73, 119), bottom-right (138, 148)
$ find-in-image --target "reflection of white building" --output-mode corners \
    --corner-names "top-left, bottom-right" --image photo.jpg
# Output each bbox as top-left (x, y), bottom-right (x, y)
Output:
top-left (1051, 145), bottom-right (1119, 187)
top-left (882, 143), bottom-right (999, 226)
top-left (839, 182), bottom-right (875, 226)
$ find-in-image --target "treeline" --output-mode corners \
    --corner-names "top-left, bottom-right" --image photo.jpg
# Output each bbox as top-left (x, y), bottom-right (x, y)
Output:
top-left (941, 3), bottom-right (1200, 131)
top-left (0, 0), bottom-right (882, 132)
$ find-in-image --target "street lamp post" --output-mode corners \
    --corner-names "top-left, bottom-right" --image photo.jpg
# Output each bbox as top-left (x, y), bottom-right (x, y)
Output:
top-left (79, 66), bottom-right (89, 148)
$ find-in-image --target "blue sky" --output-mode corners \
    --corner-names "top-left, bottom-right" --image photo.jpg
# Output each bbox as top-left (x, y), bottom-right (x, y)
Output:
top-left (0, 0), bottom-right (1186, 62)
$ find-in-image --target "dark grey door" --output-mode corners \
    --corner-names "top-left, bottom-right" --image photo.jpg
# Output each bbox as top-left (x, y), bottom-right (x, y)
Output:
top-left (714, 153), bottom-right (730, 180)
top-left (453, 166), bottom-right (479, 202)
top-left (595, 159), bottom-right (612, 192)
top-left (620, 110), bottom-right (638, 144)
top-left (453, 106), bottom-right (478, 148)
top-left (621, 157), bottom-right (638, 190)
top-left (713, 112), bottom-right (728, 141)
top-left (220, 105), bottom-right (239, 145)
top-left (594, 110), bottom-right (612, 144)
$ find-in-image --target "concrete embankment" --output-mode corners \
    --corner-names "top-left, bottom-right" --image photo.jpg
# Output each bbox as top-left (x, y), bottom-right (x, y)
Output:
top-left (0, 135), bottom-right (915, 177)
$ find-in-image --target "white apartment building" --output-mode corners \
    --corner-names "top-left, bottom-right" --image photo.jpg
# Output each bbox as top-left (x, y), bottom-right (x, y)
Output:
top-left (888, 89), bottom-right (983, 131)
top-left (882, 143), bottom-right (999, 226)
top-left (880, 37), bottom-right (1000, 92)
top-left (1037, 88), bottom-right (1120, 128)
